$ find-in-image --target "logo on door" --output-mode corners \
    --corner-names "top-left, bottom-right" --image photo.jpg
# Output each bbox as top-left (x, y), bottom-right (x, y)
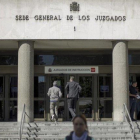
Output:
top-left (91, 68), bottom-right (95, 72)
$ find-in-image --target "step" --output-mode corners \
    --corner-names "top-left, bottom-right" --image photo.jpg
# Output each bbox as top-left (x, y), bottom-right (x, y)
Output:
top-left (0, 134), bottom-right (133, 139)
top-left (0, 121), bottom-right (130, 126)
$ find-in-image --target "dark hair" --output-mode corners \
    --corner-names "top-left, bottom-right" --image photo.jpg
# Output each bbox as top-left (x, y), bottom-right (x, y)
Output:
top-left (132, 81), bottom-right (137, 84)
top-left (73, 114), bottom-right (88, 132)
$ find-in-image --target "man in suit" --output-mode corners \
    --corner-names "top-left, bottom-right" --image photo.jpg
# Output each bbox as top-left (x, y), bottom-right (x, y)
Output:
top-left (65, 76), bottom-right (82, 121)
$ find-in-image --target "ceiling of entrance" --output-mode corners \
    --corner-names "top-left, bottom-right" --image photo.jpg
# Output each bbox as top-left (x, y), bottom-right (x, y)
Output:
top-left (0, 40), bottom-right (140, 51)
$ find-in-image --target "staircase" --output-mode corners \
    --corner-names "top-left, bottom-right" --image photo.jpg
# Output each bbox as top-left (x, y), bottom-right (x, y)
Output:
top-left (0, 121), bottom-right (139, 140)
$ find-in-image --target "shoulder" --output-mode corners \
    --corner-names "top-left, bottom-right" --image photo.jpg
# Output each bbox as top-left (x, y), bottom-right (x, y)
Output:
top-left (75, 81), bottom-right (79, 84)
top-left (49, 87), bottom-right (53, 90)
top-left (72, 81), bottom-right (78, 84)
top-left (87, 136), bottom-right (94, 140)
top-left (56, 87), bottom-right (60, 90)
top-left (65, 131), bottom-right (73, 140)
top-left (48, 87), bottom-right (52, 90)
top-left (129, 86), bottom-right (132, 91)
top-left (75, 82), bottom-right (79, 85)
top-left (66, 82), bottom-right (70, 86)
top-left (52, 86), bottom-right (59, 90)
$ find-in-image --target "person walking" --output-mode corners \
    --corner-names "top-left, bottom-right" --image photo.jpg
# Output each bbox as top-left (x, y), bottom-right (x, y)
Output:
top-left (136, 87), bottom-right (140, 120)
top-left (64, 115), bottom-right (94, 140)
top-left (65, 76), bottom-right (82, 121)
top-left (129, 81), bottom-right (138, 121)
top-left (47, 81), bottom-right (62, 122)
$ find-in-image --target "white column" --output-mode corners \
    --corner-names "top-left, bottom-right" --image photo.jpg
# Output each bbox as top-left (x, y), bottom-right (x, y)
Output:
top-left (18, 41), bottom-right (34, 122)
top-left (113, 41), bottom-right (129, 121)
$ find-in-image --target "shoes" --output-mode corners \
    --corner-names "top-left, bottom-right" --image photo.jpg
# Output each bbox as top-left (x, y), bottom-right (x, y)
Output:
top-left (132, 119), bottom-right (137, 121)
top-left (71, 116), bottom-right (76, 122)
top-left (50, 115), bottom-right (55, 121)
top-left (51, 115), bottom-right (58, 122)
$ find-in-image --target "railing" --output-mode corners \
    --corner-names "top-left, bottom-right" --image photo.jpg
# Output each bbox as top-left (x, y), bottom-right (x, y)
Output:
top-left (19, 104), bottom-right (39, 140)
top-left (123, 103), bottom-right (135, 140)
top-left (19, 104), bottom-right (38, 140)
top-left (19, 104), bottom-right (26, 140)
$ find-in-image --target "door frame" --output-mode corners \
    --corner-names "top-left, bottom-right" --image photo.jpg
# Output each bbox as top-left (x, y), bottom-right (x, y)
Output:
top-left (97, 74), bottom-right (113, 121)
top-left (46, 74), bottom-right (97, 121)
top-left (77, 74), bottom-right (94, 121)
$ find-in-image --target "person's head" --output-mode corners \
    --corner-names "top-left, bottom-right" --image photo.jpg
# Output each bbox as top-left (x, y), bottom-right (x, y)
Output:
top-left (132, 81), bottom-right (137, 87)
top-left (70, 76), bottom-right (74, 82)
top-left (53, 81), bottom-right (57, 86)
top-left (72, 115), bottom-right (88, 137)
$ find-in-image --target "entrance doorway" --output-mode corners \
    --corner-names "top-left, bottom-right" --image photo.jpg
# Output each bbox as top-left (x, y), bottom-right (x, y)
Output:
top-left (48, 74), bottom-right (93, 121)
top-left (0, 76), bottom-right (4, 121)
top-left (97, 76), bottom-right (113, 121)
top-left (0, 74), bottom-right (113, 121)
top-left (46, 74), bottom-right (113, 121)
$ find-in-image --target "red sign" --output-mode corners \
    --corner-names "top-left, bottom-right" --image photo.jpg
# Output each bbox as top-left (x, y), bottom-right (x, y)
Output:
top-left (91, 68), bottom-right (95, 72)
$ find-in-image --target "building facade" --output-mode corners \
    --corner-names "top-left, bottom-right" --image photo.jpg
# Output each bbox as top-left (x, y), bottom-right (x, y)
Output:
top-left (0, 0), bottom-right (140, 122)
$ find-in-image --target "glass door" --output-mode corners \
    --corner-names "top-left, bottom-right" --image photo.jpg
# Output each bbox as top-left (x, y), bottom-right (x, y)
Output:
top-left (0, 76), bottom-right (4, 121)
top-left (97, 75), bottom-right (113, 121)
top-left (77, 75), bottom-right (93, 120)
top-left (34, 76), bottom-right (45, 120)
top-left (9, 76), bottom-right (17, 121)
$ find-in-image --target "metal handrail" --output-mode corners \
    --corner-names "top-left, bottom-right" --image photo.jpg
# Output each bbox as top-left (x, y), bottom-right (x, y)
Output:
top-left (19, 104), bottom-right (38, 139)
top-left (123, 103), bottom-right (135, 140)
top-left (19, 104), bottom-right (26, 140)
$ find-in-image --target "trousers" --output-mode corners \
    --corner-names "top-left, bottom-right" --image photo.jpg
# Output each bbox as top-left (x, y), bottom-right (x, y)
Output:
top-left (130, 98), bottom-right (137, 120)
top-left (67, 98), bottom-right (78, 118)
top-left (50, 101), bottom-right (59, 120)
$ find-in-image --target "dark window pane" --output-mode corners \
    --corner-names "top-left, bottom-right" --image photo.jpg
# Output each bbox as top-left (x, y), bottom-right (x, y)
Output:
top-left (9, 101), bottom-right (17, 120)
top-left (104, 77), bottom-right (112, 97)
top-left (58, 100), bottom-right (64, 119)
top-left (98, 100), bottom-right (112, 118)
top-left (34, 76), bottom-right (45, 98)
top-left (0, 77), bottom-right (4, 98)
top-left (10, 77), bottom-right (17, 98)
top-left (129, 76), bottom-right (133, 86)
top-left (0, 55), bottom-right (18, 65)
top-left (79, 100), bottom-right (92, 118)
top-left (129, 54), bottom-right (140, 65)
top-left (34, 101), bottom-right (44, 118)
top-left (0, 101), bottom-right (4, 121)
top-left (79, 76), bottom-right (92, 97)
top-left (99, 76), bottom-right (112, 98)
top-left (99, 77), bottom-right (104, 97)
top-left (34, 55), bottom-right (112, 65)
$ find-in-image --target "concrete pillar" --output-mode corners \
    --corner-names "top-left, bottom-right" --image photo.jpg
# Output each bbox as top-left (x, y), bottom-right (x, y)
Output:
top-left (18, 41), bottom-right (34, 122)
top-left (112, 41), bottom-right (129, 121)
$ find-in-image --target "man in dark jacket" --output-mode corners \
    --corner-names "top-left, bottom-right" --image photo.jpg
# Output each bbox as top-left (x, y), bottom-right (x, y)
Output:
top-left (65, 76), bottom-right (82, 121)
top-left (129, 81), bottom-right (138, 121)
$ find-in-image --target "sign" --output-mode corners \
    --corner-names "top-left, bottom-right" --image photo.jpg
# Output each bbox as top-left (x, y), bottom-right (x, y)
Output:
top-left (15, 2), bottom-right (126, 22)
top-left (45, 66), bottom-right (98, 74)
top-left (100, 86), bottom-right (109, 92)
top-left (15, 15), bottom-right (126, 22)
